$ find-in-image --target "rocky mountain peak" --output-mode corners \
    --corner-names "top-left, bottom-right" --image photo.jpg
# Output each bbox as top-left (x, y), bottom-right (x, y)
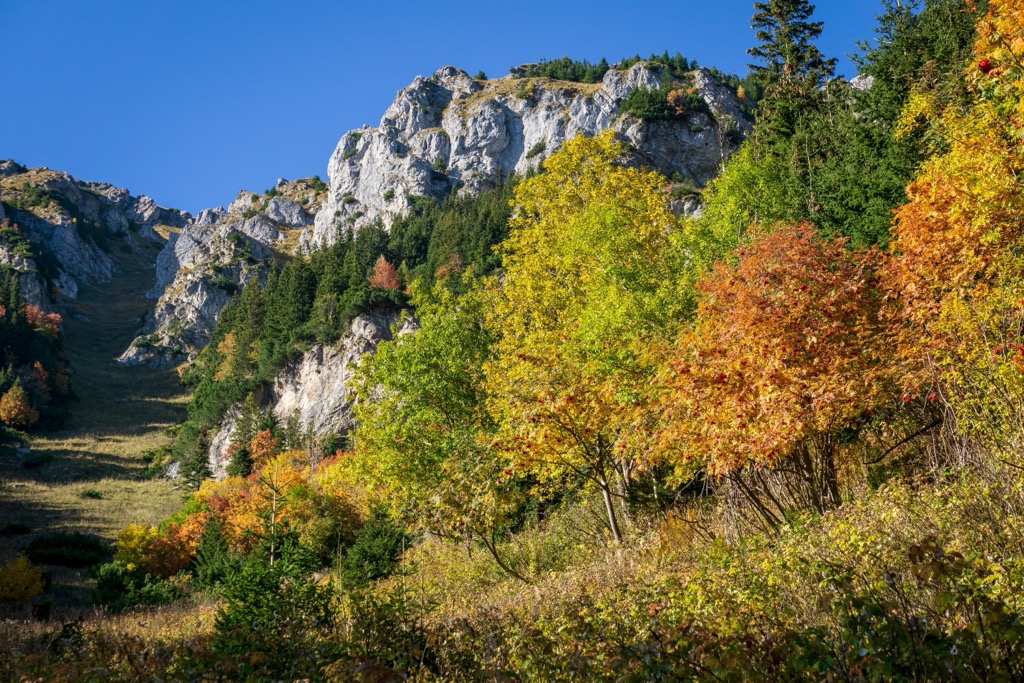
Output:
top-left (0, 161), bottom-right (190, 306)
top-left (119, 176), bottom-right (328, 367)
top-left (303, 61), bottom-right (750, 249)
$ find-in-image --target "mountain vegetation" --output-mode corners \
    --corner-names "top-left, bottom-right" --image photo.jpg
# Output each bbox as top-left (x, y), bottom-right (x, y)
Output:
top-left (0, 222), bottom-right (70, 439)
top-left (10, 0), bottom-right (1024, 679)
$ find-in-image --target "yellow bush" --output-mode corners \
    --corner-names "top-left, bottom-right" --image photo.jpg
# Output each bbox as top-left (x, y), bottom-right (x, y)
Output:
top-left (114, 523), bottom-right (158, 572)
top-left (0, 554), bottom-right (44, 605)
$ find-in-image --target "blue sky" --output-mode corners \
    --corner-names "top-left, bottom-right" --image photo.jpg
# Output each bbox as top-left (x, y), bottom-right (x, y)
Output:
top-left (1, 1), bottom-right (882, 214)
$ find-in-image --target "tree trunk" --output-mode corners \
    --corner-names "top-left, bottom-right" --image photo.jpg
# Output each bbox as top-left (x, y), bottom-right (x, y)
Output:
top-left (601, 479), bottom-right (623, 543)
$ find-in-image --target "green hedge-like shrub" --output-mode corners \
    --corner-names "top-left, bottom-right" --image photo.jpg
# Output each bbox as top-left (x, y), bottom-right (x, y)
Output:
top-left (25, 532), bottom-right (108, 568)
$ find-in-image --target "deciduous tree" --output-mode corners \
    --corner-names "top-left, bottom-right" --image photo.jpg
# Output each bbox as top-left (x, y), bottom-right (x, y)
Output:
top-left (658, 223), bottom-right (891, 518)
top-left (483, 131), bottom-right (679, 542)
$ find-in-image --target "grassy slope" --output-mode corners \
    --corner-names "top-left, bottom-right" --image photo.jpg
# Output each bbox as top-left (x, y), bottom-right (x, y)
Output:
top-left (0, 241), bottom-right (188, 604)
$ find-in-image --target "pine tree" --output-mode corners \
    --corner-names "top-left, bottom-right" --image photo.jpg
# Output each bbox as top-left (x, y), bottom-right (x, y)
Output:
top-left (747, 0), bottom-right (836, 88)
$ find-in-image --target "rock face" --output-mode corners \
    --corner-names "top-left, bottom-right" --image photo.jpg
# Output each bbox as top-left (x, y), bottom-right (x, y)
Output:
top-left (305, 63), bottom-right (750, 248)
top-left (0, 235), bottom-right (50, 312)
top-left (0, 162), bottom-right (190, 303)
top-left (119, 178), bottom-right (326, 366)
top-left (206, 306), bottom-right (405, 478)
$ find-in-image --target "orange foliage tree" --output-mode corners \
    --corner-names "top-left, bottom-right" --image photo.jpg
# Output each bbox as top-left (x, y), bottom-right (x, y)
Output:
top-left (883, 0), bottom-right (1024, 458)
top-left (368, 255), bottom-right (401, 290)
top-left (0, 381), bottom-right (39, 428)
top-left (22, 305), bottom-right (61, 337)
top-left (657, 223), bottom-right (892, 515)
top-left (192, 450), bottom-right (359, 558)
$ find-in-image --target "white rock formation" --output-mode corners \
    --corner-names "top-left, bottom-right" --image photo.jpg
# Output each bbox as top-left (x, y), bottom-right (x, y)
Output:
top-left (206, 306), bottom-right (406, 477)
top-left (120, 179), bottom-right (326, 366)
top-left (0, 163), bottom-right (190, 302)
top-left (304, 63), bottom-right (749, 248)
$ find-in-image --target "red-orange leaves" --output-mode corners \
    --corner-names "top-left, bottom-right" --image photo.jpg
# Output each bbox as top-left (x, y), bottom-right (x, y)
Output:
top-left (658, 222), bottom-right (891, 476)
top-left (368, 255), bottom-right (401, 290)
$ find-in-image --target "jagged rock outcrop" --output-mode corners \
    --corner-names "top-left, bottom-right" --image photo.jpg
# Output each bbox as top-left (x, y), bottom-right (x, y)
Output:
top-left (305, 63), bottom-right (749, 248)
top-left (206, 306), bottom-right (406, 478)
top-left (0, 236), bottom-right (50, 311)
top-left (0, 162), bottom-right (190, 302)
top-left (120, 178), bottom-right (326, 366)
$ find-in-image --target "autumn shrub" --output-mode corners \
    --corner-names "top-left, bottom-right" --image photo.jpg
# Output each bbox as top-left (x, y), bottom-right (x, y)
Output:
top-left (0, 381), bottom-right (39, 428)
top-left (415, 472), bottom-right (1024, 680)
top-left (0, 554), bottom-right (44, 606)
top-left (113, 521), bottom-right (193, 579)
top-left (327, 584), bottom-right (433, 680)
top-left (24, 532), bottom-right (108, 568)
top-left (656, 222), bottom-right (894, 528)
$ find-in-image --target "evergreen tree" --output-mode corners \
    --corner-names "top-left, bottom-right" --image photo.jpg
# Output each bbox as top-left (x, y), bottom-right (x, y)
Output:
top-left (747, 0), bottom-right (836, 88)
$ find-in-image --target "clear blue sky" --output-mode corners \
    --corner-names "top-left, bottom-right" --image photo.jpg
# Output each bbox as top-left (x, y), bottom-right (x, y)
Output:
top-left (1, 1), bottom-right (882, 214)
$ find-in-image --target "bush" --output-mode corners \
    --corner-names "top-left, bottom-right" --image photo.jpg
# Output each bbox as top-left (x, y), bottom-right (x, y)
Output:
top-left (79, 488), bottom-right (102, 500)
top-left (515, 80), bottom-right (537, 100)
top-left (205, 276), bottom-right (238, 295)
top-left (526, 140), bottom-right (546, 159)
top-left (0, 554), bottom-right (44, 605)
top-left (431, 156), bottom-right (448, 174)
top-left (92, 562), bottom-right (183, 612)
top-left (326, 585), bottom-right (432, 680)
top-left (24, 532), bottom-right (108, 568)
top-left (339, 506), bottom-right (410, 588)
top-left (618, 85), bottom-right (671, 120)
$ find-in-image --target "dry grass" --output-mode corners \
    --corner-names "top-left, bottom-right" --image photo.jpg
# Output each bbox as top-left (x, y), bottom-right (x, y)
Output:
top-left (0, 239), bottom-right (189, 602)
top-left (275, 227), bottom-right (307, 255)
top-left (0, 600), bottom-right (219, 681)
top-left (150, 223), bottom-right (181, 240)
top-left (453, 76), bottom-right (604, 117)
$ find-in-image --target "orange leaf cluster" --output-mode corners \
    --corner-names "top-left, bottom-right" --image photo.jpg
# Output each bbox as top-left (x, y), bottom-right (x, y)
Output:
top-left (368, 255), bottom-right (400, 290)
top-left (658, 223), bottom-right (891, 475)
top-left (22, 305), bottom-right (61, 336)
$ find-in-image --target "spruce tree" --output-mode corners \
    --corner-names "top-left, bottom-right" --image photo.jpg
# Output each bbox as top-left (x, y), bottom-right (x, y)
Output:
top-left (747, 0), bottom-right (836, 88)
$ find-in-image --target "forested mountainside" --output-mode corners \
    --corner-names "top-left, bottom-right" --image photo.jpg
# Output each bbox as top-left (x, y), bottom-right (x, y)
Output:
top-left (7, 0), bottom-right (1024, 680)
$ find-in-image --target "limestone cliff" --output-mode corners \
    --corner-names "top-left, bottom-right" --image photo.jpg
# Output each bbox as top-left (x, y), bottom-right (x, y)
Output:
top-left (118, 178), bottom-right (326, 366)
top-left (0, 159), bottom-right (189, 306)
top-left (304, 62), bottom-right (748, 249)
top-left (205, 306), bottom-right (407, 478)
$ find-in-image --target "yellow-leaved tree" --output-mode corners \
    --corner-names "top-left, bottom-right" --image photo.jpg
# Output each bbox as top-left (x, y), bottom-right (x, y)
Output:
top-left (483, 131), bottom-right (680, 542)
top-left (884, 0), bottom-right (1024, 462)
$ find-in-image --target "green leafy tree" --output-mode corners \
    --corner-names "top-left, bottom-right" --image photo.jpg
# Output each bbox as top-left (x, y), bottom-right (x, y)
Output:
top-left (353, 279), bottom-right (529, 577)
